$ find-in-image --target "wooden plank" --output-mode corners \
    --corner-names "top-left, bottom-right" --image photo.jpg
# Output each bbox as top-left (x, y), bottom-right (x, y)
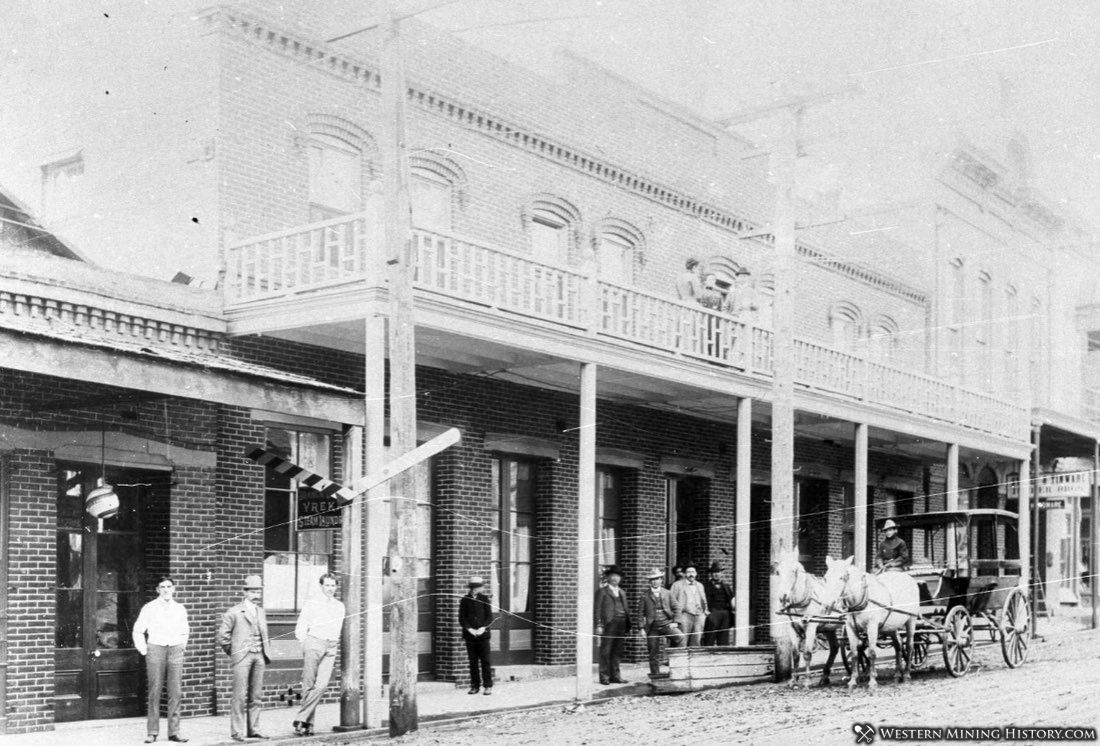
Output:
top-left (344, 428), bottom-right (461, 503)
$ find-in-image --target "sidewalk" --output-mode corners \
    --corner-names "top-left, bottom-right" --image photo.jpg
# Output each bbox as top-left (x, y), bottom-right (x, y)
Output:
top-left (2, 663), bottom-right (651, 746)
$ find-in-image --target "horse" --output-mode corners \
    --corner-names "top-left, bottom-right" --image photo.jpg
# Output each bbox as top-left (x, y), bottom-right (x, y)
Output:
top-left (819, 555), bottom-right (920, 691)
top-left (774, 550), bottom-right (849, 688)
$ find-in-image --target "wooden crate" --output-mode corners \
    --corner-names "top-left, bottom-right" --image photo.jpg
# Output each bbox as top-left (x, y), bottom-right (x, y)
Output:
top-left (650, 645), bottom-right (776, 694)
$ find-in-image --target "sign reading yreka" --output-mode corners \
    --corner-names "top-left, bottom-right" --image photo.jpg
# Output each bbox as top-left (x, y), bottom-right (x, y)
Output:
top-left (297, 491), bottom-right (342, 531)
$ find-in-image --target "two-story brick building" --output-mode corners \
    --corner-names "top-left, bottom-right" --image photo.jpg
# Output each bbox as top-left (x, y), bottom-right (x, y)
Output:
top-left (1, 0), bottom-right (1094, 736)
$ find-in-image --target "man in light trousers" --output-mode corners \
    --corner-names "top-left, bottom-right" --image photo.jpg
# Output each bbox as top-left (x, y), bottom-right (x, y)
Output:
top-left (133, 575), bottom-right (190, 743)
top-left (218, 574), bottom-right (271, 742)
top-left (670, 564), bottom-right (709, 646)
top-left (293, 574), bottom-right (345, 737)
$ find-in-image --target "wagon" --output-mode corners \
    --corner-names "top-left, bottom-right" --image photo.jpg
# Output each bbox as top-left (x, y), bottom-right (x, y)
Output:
top-left (871, 509), bottom-right (1031, 677)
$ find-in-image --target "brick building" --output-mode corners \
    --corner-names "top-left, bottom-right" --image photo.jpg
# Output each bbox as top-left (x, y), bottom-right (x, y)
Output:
top-left (1, 0), bottom-right (1096, 736)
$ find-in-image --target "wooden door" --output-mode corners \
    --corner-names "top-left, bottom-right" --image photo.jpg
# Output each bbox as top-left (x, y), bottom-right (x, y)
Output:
top-left (54, 464), bottom-right (146, 722)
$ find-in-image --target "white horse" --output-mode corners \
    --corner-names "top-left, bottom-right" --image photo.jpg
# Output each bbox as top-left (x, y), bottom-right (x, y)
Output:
top-left (820, 555), bottom-right (920, 691)
top-left (775, 550), bottom-right (848, 688)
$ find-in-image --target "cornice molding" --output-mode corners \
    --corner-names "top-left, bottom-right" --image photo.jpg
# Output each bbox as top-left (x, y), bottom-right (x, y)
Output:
top-left (205, 5), bottom-right (929, 305)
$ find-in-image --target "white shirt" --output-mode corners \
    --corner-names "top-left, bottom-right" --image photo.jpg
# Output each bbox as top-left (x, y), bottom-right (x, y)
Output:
top-left (132, 598), bottom-right (190, 653)
top-left (294, 596), bottom-right (346, 642)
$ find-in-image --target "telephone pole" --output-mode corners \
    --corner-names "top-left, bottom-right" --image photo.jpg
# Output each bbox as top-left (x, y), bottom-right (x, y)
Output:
top-left (379, 0), bottom-right (420, 735)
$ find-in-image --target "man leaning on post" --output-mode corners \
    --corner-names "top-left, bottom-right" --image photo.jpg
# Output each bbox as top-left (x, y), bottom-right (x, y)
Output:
top-left (218, 574), bottom-right (272, 742)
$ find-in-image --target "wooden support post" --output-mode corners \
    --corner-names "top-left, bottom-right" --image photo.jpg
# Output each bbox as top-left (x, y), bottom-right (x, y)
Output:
top-left (769, 105), bottom-right (799, 682)
top-left (363, 314), bottom-right (386, 729)
top-left (1031, 426), bottom-right (1042, 635)
top-left (1018, 455), bottom-right (1031, 589)
top-left (575, 362), bottom-right (597, 701)
top-left (1092, 440), bottom-right (1098, 630)
top-left (338, 425), bottom-right (363, 730)
top-left (946, 443), bottom-right (960, 573)
top-left (853, 423), bottom-right (868, 570)
top-left (734, 397), bottom-right (752, 646)
top-left (380, 0), bottom-right (418, 735)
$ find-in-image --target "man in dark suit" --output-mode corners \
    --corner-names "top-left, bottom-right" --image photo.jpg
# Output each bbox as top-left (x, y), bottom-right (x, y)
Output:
top-left (217, 574), bottom-right (272, 742)
top-left (458, 575), bottom-right (495, 695)
top-left (594, 566), bottom-right (632, 685)
top-left (638, 567), bottom-right (685, 675)
top-left (703, 561), bottom-right (735, 646)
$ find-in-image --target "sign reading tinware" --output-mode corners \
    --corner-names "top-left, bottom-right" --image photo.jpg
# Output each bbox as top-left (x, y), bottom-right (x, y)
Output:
top-left (297, 491), bottom-right (342, 531)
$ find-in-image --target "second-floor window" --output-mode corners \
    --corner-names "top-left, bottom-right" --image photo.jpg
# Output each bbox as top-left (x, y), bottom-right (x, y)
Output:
top-left (829, 302), bottom-right (863, 354)
top-left (308, 134), bottom-right (362, 221)
top-left (597, 232), bottom-right (635, 284)
top-left (868, 316), bottom-right (900, 364)
top-left (530, 211), bottom-right (569, 263)
top-left (410, 169), bottom-right (452, 233)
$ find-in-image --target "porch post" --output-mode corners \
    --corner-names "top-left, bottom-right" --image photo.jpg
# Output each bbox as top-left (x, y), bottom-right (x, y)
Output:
top-left (575, 362), bottom-right (597, 701)
top-left (1018, 455), bottom-right (1031, 589)
top-left (1092, 440), bottom-right (1098, 630)
top-left (363, 313), bottom-right (387, 728)
top-left (853, 423), bottom-right (868, 570)
top-left (734, 397), bottom-right (752, 646)
top-left (1031, 426), bottom-right (1042, 636)
top-left (946, 444), bottom-right (960, 511)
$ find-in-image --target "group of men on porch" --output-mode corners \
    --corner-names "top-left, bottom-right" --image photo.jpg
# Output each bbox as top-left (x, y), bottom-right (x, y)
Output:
top-left (595, 561), bottom-right (736, 683)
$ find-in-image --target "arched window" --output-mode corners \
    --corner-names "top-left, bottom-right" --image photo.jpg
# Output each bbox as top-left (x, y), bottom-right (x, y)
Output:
top-left (304, 116), bottom-right (376, 222)
top-left (308, 134), bottom-right (362, 220)
top-left (867, 314), bottom-right (900, 363)
top-left (593, 219), bottom-right (644, 284)
top-left (829, 301), bottom-right (863, 353)
top-left (408, 155), bottom-right (465, 233)
top-left (523, 196), bottom-right (581, 265)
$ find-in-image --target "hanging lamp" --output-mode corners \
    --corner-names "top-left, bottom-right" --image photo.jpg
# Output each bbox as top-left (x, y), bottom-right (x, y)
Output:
top-left (85, 430), bottom-right (119, 520)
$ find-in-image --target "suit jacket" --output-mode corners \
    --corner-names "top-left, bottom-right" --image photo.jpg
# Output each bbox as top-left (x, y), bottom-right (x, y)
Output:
top-left (218, 601), bottom-right (272, 664)
top-left (458, 593), bottom-right (495, 642)
top-left (594, 586), bottom-right (630, 628)
top-left (705, 580), bottom-right (735, 612)
top-left (637, 587), bottom-right (677, 632)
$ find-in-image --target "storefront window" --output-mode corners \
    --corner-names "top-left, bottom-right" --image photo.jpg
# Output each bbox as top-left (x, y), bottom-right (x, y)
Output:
top-left (263, 427), bottom-right (334, 612)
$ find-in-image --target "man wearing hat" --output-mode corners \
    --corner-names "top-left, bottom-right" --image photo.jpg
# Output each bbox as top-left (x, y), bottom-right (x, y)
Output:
top-left (217, 574), bottom-right (272, 741)
top-left (702, 561), bottom-right (735, 646)
top-left (594, 566), bottom-right (631, 685)
top-left (637, 568), bottom-right (684, 676)
top-left (458, 575), bottom-right (495, 695)
top-left (875, 519), bottom-right (910, 573)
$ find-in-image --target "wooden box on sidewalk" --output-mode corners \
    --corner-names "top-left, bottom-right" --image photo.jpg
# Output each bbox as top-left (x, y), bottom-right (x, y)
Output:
top-left (650, 645), bottom-right (776, 693)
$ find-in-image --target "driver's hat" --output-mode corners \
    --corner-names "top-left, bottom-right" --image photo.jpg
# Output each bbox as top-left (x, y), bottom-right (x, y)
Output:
top-left (882, 519), bottom-right (898, 530)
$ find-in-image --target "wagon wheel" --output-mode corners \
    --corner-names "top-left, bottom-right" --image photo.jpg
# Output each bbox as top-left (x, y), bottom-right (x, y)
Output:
top-left (941, 606), bottom-right (974, 677)
top-left (1000, 588), bottom-right (1032, 669)
top-left (910, 634), bottom-right (930, 669)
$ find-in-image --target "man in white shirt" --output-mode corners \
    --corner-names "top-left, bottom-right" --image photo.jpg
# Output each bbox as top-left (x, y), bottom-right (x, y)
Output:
top-left (292, 574), bottom-right (345, 736)
top-left (132, 575), bottom-right (190, 744)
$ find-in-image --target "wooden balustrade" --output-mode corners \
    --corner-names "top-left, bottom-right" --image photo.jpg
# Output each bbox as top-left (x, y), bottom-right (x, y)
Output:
top-left (225, 220), bottom-right (1028, 441)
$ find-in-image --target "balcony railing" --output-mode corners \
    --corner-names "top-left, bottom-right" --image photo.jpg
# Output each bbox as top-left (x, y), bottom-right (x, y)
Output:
top-left (225, 214), bottom-right (1029, 441)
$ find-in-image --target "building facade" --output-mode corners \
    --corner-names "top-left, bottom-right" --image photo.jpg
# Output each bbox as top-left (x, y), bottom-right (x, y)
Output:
top-left (1, 0), bottom-right (1095, 736)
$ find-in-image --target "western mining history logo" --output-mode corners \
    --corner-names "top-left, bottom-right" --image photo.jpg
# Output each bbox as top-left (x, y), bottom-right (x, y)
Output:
top-left (853, 724), bottom-right (1099, 743)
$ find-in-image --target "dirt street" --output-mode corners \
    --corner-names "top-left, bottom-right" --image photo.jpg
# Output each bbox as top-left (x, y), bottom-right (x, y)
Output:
top-left (377, 623), bottom-right (1100, 746)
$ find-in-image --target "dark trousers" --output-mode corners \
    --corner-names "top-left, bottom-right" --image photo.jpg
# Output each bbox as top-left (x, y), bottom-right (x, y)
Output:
top-left (646, 623), bottom-right (686, 674)
top-left (145, 644), bottom-right (184, 737)
top-left (598, 616), bottom-right (628, 682)
top-left (703, 609), bottom-right (732, 646)
top-left (465, 636), bottom-right (492, 689)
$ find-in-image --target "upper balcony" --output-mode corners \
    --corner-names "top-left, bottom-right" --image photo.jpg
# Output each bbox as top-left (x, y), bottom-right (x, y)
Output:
top-left (222, 212), bottom-right (1028, 446)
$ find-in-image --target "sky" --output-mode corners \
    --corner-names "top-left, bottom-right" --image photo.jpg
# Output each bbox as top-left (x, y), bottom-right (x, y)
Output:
top-left (411, 0), bottom-right (1100, 234)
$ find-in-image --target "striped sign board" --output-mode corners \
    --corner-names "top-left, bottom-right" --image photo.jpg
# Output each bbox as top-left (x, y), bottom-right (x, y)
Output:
top-left (245, 446), bottom-right (357, 504)
top-left (245, 427), bottom-right (461, 506)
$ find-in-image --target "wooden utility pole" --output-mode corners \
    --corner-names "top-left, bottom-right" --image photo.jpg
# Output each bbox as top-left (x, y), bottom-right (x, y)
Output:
top-left (379, 0), bottom-right (419, 735)
top-left (575, 362), bottom-right (597, 702)
top-left (768, 104), bottom-right (799, 681)
top-left (338, 426), bottom-right (363, 730)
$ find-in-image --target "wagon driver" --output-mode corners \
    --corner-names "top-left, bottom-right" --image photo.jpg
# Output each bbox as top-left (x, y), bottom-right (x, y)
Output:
top-left (875, 518), bottom-right (910, 572)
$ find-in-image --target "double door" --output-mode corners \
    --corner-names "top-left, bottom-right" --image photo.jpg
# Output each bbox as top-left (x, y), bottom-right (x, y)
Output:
top-left (54, 464), bottom-right (154, 721)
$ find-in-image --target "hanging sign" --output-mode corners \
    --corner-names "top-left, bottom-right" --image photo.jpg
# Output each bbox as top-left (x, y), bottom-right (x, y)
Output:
top-left (296, 490), bottom-right (342, 531)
